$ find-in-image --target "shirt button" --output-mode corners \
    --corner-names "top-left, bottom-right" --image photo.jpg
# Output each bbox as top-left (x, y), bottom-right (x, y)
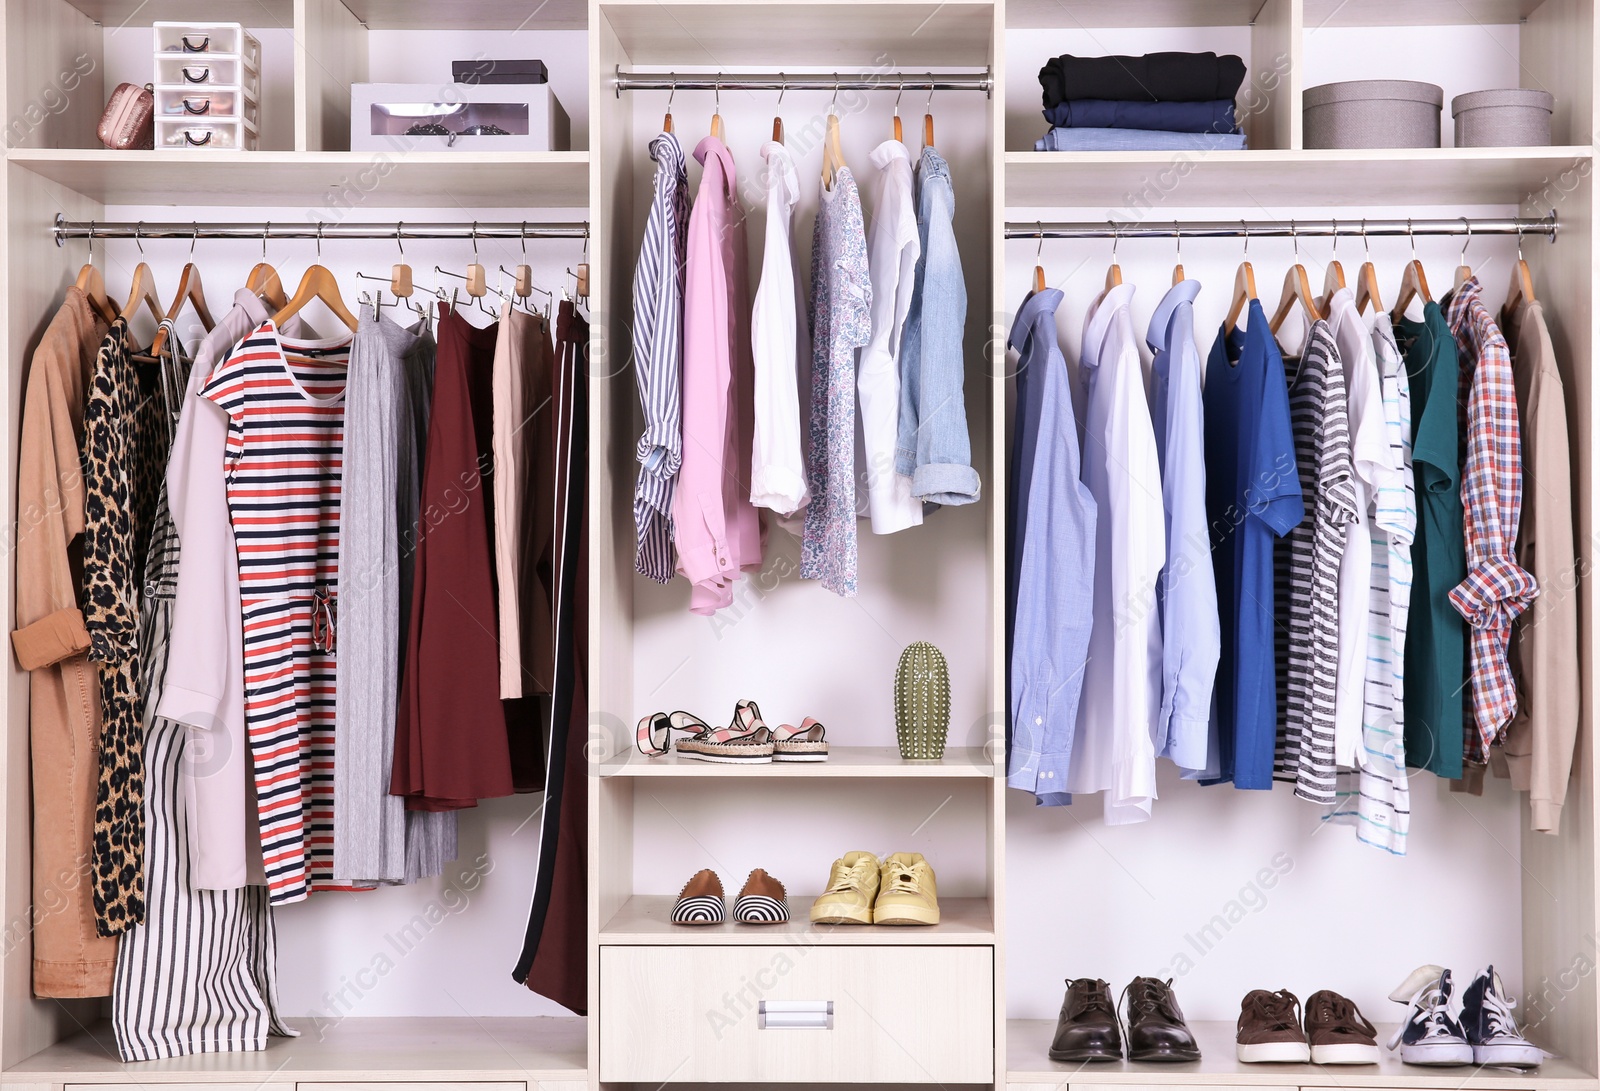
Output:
top-left (1035, 716), bottom-right (1043, 725)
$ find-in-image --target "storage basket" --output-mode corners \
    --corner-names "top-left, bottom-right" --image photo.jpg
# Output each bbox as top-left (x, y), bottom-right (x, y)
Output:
top-left (1453, 88), bottom-right (1554, 147)
top-left (1304, 79), bottom-right (1442, 149)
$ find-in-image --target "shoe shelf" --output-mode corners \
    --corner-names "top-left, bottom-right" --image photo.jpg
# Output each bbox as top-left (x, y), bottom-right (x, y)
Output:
top-left (597, 746), bottom-right (998, 778)
top-left (1005, 1019), bottom-right (1599, 1088)
top-left (1004, 147), bottom-right (1593, 209)
top-left (0, 1016), bottom-right (588, 1082)
top-left (600, 895), bottom-right (996, 945)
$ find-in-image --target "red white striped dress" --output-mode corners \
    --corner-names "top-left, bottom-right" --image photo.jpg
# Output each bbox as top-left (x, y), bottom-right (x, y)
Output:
top-left (202, 321), bottom-right (360, 904)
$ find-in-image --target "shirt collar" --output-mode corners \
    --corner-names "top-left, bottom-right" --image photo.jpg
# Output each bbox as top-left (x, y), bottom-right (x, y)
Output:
top-left (761, 140), bottom-right (799, 206)
top-left (233, 287), bottom-right (271, 326)
top-left (651, 130), bottom-right (687, 176)
top-left (870, 139), bottom-right (911, 170)
top-left (1009, 287), bottom-right (1063, 354)
top-left (1082, 280), bottom-right (1136, 368)
top-left (1146, 278), bottom-right (1201, 354)
top-left (694, 134), bottom-right (737, 191)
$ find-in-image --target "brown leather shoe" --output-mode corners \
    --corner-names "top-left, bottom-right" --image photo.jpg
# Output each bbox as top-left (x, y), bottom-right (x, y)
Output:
top-left (670, 869), bottom-right (725, 924)
top-left (733, 868), bottom-right (790, 924)
top-left (1305, 989), bottom-right (1379, 1064)
top-left (1236, 988), bottom-right (1310, 1063)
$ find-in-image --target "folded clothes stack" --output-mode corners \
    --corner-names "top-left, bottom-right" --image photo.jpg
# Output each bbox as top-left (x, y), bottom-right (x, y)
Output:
top-left (1035, 50), bottom-right (1248, 151)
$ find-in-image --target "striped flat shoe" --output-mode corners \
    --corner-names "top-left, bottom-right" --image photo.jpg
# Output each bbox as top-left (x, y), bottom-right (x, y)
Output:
top-left (670, 869), bottom-right (725, 925)
top-left (773, 718), bottom-right (829, 762)
top-left (733, 868), bottom-right (790, 925)
top-left (683, 700), bottom-right (774, 764)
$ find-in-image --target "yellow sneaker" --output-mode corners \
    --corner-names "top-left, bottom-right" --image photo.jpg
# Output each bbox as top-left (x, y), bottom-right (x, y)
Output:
top-left (873, 852), bottom-right (939, 925)
top-left (809, 851), bottom-right (881, 925)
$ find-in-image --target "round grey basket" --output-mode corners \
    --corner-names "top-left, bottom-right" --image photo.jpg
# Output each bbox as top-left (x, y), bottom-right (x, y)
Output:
top-left (1453, 88), bottom-right (1554, 147)
top-left (1304, 79), bottom-right (1443, 149)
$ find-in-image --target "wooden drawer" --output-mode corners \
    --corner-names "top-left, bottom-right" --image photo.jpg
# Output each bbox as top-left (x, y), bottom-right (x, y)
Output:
top-left (600, 944), bottom-right (993, 1083)
top-left (300, 1085), bottom-right (526, 1091)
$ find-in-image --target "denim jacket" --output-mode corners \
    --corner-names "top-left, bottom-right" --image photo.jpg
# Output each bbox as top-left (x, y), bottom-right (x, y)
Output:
top-left (895, 147), bottom-right (981, 506)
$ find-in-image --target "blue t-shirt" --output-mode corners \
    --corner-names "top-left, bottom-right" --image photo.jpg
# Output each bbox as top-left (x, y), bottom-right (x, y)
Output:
top-left (1201, 299), bottom-right (1304, 788)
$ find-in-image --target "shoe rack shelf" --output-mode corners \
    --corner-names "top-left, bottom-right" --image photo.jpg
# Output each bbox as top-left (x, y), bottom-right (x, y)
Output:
top-left (1005, 1019), bottom-right (1599, 1088)
top-left (600, 896), bottom-right (996, 944)
top-left (598, 747), bottom-right (998, 777)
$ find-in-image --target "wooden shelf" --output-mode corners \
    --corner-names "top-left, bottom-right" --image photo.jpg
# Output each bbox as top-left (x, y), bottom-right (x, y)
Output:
top-left (58, 0), bottom-right (293, 24)
top-left (338, 0), bottom-right (586, 29)
top-left (1005, 147), bottom-right (1593, 208)
top-left (1007, 0), bottom-right (1264, 27)
top-left (6, 150), bottom-right (590, 209)
top-left (1007, 1019), bottom-right (1599, 1088)
top-left (598, 746), bottom-right (995, 777)
top-left (0, 1017), bottom-right (587, 1081)
top-left (600, 896), bottom-right (995, 945)
top-left (1304, 0), bottom-right (1544, 26)
top-left (598, 0), bottom-right (993, 66)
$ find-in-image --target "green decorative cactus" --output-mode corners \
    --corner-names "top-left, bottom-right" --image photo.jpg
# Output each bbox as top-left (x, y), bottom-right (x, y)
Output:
top-left (894, 642), bottom-right (951, 760)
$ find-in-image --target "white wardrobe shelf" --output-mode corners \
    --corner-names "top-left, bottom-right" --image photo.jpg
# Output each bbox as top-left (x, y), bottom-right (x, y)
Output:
top-left (5, 150), bottom-right (591, 209)
top-left (0, 1017), bottom-right (588, 1081)
top-left (1006, 0), bottom-right (1266, 26)
top-left (600, 896), bottom-right (995, 944)
top-left (54, 0), bottom-right (293, 23)
top-left (1004, 147), bottom-right (1593, 208)
top-left (597, 747), bottom-right (996, 777)
top-left (1006, 1019), bottom-right (1599, 1088)
top-left (336, 0), bottom-right (587, 29)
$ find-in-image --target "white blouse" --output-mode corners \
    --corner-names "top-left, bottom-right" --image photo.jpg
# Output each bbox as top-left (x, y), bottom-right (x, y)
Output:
top-left (749, 140), bottom-right (811, 515)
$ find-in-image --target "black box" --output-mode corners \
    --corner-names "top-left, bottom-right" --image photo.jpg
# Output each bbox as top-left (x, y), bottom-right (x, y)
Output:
top-left (453, 59), bottom-right (549, 85)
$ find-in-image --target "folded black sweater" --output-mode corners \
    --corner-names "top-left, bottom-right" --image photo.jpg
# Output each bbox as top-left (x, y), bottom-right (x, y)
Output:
top-left (1039, 51), bottom-right (1247, 107)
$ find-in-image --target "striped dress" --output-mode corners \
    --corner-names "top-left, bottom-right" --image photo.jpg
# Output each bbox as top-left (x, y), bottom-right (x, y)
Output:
top-left (1273, 321), bottom-right (1357, 805)
top-left (201, 322), bottom-right (357, 905)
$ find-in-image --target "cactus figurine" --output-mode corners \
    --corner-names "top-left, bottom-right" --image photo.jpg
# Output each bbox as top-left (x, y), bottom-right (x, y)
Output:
top-left (894, 642), bottom-right (951, 760)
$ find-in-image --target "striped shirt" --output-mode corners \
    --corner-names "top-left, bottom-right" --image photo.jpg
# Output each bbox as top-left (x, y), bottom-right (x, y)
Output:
top-left (1274, 320), bottom-right (1357, 805)
top-left (632, 130), bottom-right (689, 583)
top-left (1447, 278), bottom-right (1538, 763)
top-left (202, 322), bottom-right (358, 904)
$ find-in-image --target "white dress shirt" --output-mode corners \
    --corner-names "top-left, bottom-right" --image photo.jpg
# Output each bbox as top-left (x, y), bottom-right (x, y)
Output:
top-left (1324, 287), bottom-right (1397, 767)
top-left (1068, 281), bottom-right (1166, 824)
top-left (750, 139), bottom-right (811, 515)
top-left (854, 139), bottom-right (923, 533)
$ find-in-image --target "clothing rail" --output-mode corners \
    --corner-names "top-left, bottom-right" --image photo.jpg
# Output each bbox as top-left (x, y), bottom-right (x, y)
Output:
top-left (53, 215), bottom-right (590, 246)
top-left (1004, 214), bottom-right (1558, 242)
top-left (612, 67), bottom-right (994, 96)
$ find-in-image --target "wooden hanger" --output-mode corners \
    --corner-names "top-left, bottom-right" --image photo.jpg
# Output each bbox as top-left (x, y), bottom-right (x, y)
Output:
top-left (1453, 217), bottom-right (1474, 293)
top-left (772, 79), bottom-right (785, 143)
top-left (922, 79), bottom-right (935, 148)
top-left (391, 223), bottom-right (414, 298)
top-left (273, 228), bottom-right (357, 331)
top-left (1104, 221), bottom-right (1122, 290)
top-left (464, 223), bottom-right (487, 299)
top-left (1318, 218), bottom-right (1346, 311)
top-left (247, 222), bottom-right (288, 310)
top-left (892, 81), bottom-right (904, 143)
top-left (663, 75), bottom-right (675, 134)
top-left (118, 263), bottom-right (165, 327)
top-left (1171, 221), bottom-right (1185, 286)
top-left (1390, 220), bottom-right (1432, 323)
top-left (821, 89), bottom-right (846, 191)
top-left (1032, 225), bottom-right (1046, 294)
top-left (149, 229), bottom-right (217, 358)
top-left (73, 222), bottom-right (121, 324)
top-left (1352, 219), bottom-right (1383, 314)
top-left (1224, 221), bottom-right (1258, 335)
top-left (1269, 222), bottom-right (1326, 334)
top-left (1505, 223), bottom-right (1537, 314)
top-left (709, 76), bottom-right (724, 141)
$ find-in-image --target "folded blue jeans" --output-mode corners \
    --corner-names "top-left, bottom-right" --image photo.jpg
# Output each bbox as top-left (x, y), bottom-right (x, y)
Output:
top-left (1043, 98), bottom-right (1238, 133)
top-left (1034, 127), bottom-right (1248, 151)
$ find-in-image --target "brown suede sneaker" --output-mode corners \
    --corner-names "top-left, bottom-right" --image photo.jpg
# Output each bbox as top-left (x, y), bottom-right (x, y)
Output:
top-left (1305, 989), bottom-right (1379, 1064)
top-left (1236, 988), bottom-right (1310, 1063)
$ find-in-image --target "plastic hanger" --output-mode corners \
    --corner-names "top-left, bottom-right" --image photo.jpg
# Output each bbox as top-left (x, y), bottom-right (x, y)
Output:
top-left (149, 225), bottom-right (217, 359)
top-left (118, 224), bottom-right (166, 327)
top-left (1390, 218), bottom-right (1433, 324)
top-left (662, 74), bottom-right (675, 134)
top-left (272, 225), bottom-right (358, 332)
top-left (821, 77), bottom-right (846, 191)
top-left (1505, 222), bottom-right (1537, 314)
top-left (1171, 220), bottom-right (1184, 286)
top-left (1453, 217), bottom-right (1474, 292)
top-left (709, 75), bottom-right (725, 141)
top-left (247, 222), bottom-right (288, 311)
top-left (892, 80), bottom-right (903, 144)
top-left (1354, 219), bottom-right (1384, 315)
top-left (772, 77), bottom-right (785, 143)
top-left (1269, 220), bottom-right (1326, 334)
top-left (1319, 216), bottom-right (1346, 310)
top-left (73, 221), bottom-right (121, 325)
top-left (1103, 220), bottom-right (1122, 290)
top-left (922, 77), bottom-right (935, 148)
top-left (1032, 224), bottom-right (1046, 294)
top-left (1224, 220), bottom-right (1258, 336)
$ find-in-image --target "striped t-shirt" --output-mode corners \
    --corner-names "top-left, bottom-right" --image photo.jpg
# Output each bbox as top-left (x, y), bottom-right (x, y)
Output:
top-left (202, 321), bottom-right (356, 904)
top-left (1274, 320), bottom-right (1357, 805)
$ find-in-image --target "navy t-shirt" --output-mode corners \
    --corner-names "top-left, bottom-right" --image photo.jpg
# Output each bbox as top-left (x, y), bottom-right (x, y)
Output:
top-left (1202, 299), bottom-right (1304, 788)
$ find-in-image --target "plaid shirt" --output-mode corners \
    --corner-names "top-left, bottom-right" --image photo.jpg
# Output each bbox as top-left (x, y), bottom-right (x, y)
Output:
top-left (1446, 277), bottom-right (1539, 762)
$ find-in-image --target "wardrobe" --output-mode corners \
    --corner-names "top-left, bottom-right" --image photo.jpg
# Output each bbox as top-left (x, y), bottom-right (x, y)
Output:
top-left (1, 0), bottom-right (1596, 1090)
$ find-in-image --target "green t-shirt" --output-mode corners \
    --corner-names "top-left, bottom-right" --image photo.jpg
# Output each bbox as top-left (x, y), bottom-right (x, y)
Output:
top-left (1395, 301), bottom-right (1467, 778)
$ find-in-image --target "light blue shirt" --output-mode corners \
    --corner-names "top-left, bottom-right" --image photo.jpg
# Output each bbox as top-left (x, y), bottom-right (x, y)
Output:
top-left (1007, 289), bottom-right (1096, 805)
top-left (1146, 280), bottom-right (1221, 774)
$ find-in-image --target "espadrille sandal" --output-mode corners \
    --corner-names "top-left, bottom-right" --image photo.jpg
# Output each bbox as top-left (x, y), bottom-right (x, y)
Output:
top-left (636, 710), bottom-right (710, 756)
top-left (773, 718), bottom-right (829, 762)
top-left (733, 868), bottom-right (790, 924)
top-left (683, 700), bottom-right (774, 764)
top-left (671, 869), bottom-right (725, 924)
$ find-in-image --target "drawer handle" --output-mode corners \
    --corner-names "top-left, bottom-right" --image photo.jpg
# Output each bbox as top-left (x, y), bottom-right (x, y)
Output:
top-left (758, 1000), bottom-right (833, 1030)
top-left (181, 35), bottom-right (211, 52)
top-left (183, 97), bottom-right (211, 115)
top-left (181, 66), bottom-right (212, 84)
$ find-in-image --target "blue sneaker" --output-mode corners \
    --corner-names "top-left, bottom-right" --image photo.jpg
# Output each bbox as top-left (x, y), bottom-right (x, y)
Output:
top-left (1386, 965), bottom-right (1473, 1065)
top-left (1461, 966), bottom-right (1543, 1069)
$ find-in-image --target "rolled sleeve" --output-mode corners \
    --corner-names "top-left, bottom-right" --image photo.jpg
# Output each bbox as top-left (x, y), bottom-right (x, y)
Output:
top-left (12, 607), bottom-right (91, 671)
